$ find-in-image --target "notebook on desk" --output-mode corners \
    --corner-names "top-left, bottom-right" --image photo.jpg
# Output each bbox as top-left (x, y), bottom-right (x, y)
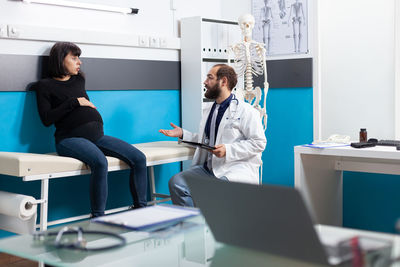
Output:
top-left (185, 176), bottom-right (379, 266)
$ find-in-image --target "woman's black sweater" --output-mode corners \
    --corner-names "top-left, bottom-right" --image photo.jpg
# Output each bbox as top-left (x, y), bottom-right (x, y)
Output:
top-left (34, 74), bottom-right (104, 143)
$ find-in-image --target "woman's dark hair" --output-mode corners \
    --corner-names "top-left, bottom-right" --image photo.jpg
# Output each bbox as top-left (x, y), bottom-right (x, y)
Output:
top-left (214, 64), bottom-right (238, 91)
top-left (48, 42), bottom-right (81, 78)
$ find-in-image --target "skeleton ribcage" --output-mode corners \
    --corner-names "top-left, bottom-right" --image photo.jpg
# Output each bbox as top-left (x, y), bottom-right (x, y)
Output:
top-left (232, 43), bottom-right (264, 78)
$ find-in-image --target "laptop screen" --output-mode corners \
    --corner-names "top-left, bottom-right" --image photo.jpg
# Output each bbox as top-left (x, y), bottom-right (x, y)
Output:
top-left (185, 175), bottom-right (329, 265)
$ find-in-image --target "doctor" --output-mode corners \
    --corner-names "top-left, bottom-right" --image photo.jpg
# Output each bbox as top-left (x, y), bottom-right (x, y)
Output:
top-left (159, 64), bottom-right (266, 206)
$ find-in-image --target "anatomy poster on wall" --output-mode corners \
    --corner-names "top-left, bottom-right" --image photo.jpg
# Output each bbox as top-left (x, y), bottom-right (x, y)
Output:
top-left (252, 0), bottom-right (309, 56)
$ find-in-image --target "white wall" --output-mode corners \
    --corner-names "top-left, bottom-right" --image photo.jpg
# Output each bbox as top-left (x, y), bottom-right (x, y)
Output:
top-left (0, 0), bottom-right (223, 59)
top-left (220, 0), bottom-right (251, 21)
top-left (0, 0), bottom-right (173, 36)
top-left (0, 0), bottom-right (224, 36)
top-left (318, 0), bottom-right (395, 140)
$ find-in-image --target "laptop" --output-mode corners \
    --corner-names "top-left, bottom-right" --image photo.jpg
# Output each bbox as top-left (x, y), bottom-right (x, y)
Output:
top-left (185, 175), bottom-right (351, 266)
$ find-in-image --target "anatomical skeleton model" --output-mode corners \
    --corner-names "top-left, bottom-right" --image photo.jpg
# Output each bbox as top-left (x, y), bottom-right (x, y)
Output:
top-left (228, 13), bottom-right (268, 131)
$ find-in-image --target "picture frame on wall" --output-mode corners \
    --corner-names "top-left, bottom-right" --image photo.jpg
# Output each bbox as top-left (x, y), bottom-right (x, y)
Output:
top-left (252, 0), bottom-right (309, 57)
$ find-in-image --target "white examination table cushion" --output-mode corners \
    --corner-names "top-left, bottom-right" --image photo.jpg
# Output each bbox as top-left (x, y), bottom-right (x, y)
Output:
top-left (0, 141), bottom-right (194, 177)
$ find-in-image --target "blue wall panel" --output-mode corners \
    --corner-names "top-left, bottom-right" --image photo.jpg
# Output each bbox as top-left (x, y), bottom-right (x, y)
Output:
top-left (261, 87), bottom-right (314, 187)
top-left (0, 90), bottom-right (181, 238)
top-left (343, 172), bottom-right (400, 233)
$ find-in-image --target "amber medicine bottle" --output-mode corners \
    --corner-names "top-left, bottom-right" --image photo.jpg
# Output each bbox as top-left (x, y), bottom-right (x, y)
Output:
top-left (359, 128), bottom-right (367, 142)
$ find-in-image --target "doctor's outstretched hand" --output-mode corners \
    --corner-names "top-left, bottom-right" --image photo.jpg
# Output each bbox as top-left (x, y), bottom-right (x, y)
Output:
top-left (212, 144), bottom-right (226, 158)
top-left (159, 122), bottom-right (183, 138)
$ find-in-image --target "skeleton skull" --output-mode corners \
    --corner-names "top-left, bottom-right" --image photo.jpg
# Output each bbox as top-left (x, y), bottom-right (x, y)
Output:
top-left (238, 13), bottom-right (255, 41)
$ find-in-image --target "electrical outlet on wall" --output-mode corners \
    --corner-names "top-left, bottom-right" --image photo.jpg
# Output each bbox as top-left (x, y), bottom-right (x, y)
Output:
top-left (0, 25), bottom-right (7, 37)
top-left (139, 35), bottom-right (149, 47)
top-left (159, 37), bottom-right (168, 48)
top-left (7, 25), bottom-right (20, 38)
top-left (149, 36), bottom-right (159, 48)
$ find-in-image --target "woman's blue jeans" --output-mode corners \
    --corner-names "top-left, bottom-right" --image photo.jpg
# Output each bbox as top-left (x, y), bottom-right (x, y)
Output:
top-left (56, 135), bottom-right (147, 217)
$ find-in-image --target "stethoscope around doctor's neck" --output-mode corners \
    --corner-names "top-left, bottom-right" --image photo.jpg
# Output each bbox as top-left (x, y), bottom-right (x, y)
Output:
top-left (228, 94), bottom-right (239, 117)
top-left (231, 94), bottom-right (239, 106)
top-left (220, 94), bottom-right (239, 120)
top-left (221, 94), bottom-right (240, 123)
top-left (208, 93), bottom-right (240, 119)
top-left (205, 94), bottom-right (240, 141)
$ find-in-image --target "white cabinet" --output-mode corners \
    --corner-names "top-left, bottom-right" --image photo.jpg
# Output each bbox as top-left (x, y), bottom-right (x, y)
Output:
top-left (180, 17), bottom-right (242, 134)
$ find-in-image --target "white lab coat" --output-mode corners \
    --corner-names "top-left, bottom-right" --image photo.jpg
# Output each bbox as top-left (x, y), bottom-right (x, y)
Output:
top-left (182, 96), bottom-right (266, 184)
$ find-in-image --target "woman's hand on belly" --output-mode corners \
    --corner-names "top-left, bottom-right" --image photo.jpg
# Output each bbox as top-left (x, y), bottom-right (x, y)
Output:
top-left (77, 97), bottom-right (96, 109)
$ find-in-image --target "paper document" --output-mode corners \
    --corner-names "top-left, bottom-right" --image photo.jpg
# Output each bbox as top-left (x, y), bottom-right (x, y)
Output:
top-left (93, 205), bottom-right (200, 231)
top-left (303, 142), bottom-right (350, 149)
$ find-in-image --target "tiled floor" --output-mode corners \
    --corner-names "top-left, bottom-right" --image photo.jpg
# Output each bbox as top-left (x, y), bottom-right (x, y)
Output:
top-left (0, 253), bottom-right (37, 267)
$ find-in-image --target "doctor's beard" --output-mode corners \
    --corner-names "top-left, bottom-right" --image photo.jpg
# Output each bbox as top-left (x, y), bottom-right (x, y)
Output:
top-left (204, 82), bottom-right (221, 100)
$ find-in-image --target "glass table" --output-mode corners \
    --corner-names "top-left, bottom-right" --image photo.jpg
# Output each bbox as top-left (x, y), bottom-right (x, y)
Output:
top-left (0, 215), bottom-right (325, 267)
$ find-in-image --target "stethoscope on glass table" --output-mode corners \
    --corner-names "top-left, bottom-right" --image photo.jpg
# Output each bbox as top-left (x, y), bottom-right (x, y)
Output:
top-left (33, 226), bottom-right (126, 251)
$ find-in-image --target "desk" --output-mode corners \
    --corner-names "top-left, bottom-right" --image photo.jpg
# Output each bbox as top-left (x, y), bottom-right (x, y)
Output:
top-left (295, 145), bottom-right (400, 226)
top-left (0, 141), bottom-right (194, 232)
top-left (0, 215), bottom-right (399, 267)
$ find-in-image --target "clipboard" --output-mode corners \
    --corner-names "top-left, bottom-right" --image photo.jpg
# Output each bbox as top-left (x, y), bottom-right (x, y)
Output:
top-left (92, 205), bottom-right (200, 231)
top-left (180, 140), bottom-right (216, 150)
